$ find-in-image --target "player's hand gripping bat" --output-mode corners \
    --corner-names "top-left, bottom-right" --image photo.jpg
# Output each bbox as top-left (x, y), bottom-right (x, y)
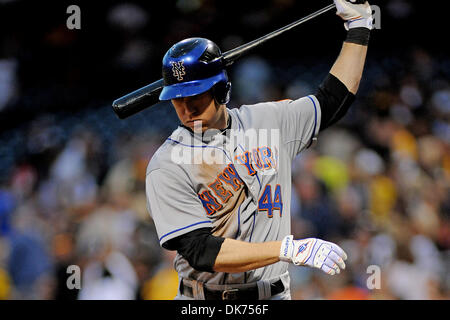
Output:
top-left (112, 4), bottom-right (336, 119)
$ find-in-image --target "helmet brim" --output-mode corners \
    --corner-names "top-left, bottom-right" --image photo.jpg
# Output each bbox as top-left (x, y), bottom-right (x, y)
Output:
top-left (159, 72), bottom-right (227, 101)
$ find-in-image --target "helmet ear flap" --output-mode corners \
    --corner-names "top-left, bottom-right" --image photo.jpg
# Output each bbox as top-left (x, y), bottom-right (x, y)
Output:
top-left (213, 81), bottom-right (232, 105)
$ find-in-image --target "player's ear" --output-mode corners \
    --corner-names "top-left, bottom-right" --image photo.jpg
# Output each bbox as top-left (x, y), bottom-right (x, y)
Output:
top-left (212, 81), bottom-right (231, 106)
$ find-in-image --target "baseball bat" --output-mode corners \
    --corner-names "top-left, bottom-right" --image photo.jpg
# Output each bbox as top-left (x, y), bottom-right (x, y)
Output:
top-left (112, 3), bottom-right (336, 119)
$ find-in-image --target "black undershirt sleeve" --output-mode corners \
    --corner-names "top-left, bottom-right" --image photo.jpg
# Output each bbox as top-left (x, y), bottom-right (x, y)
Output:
top-left (315, 73), bottom-right (356, 131)
top-left (162, 227), bottom-right (225, 273)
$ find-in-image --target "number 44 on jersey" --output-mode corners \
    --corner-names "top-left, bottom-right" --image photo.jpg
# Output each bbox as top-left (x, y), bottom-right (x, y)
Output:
top-left (258, 184), bottom-right (283, 218)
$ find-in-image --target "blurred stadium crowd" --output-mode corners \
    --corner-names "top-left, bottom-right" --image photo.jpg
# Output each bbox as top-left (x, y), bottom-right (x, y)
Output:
top-left (0, 0), bottom-right (448, 299)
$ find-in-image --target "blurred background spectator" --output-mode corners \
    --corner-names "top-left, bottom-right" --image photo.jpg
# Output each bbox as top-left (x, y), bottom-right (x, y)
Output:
top-left (0, 0), bottom-right (448, 300)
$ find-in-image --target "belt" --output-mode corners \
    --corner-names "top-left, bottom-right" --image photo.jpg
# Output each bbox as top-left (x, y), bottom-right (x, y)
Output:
top-left (180, 279), bottom-right (285, 300)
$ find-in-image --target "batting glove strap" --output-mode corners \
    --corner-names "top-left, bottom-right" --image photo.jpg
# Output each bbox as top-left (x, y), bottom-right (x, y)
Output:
top-left (344, 16), bottom-right (373, 31)
top-left (279, 235), bottom-right (348, 275)
top-left (334, 0), bottom-right (373, 30)
top-left (279, 235), bottom-right (295, 263)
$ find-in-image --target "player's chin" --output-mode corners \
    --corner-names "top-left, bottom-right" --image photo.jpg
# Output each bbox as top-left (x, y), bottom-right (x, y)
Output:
top-left (185, 120), bottom-right (209, 131)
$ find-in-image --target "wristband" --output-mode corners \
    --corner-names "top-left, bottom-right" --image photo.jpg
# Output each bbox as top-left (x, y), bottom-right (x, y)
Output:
top-left (345, 27), bottom-right (370, 46)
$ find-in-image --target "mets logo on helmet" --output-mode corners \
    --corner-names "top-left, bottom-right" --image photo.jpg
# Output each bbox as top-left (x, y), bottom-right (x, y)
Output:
top-left (171, 61), bottom-right (186, 81)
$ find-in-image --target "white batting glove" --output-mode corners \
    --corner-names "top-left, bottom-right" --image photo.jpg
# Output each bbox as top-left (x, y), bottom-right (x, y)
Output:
top-left (334, 0), bottom-right (373, 30)
top-left (279, 235), bottom-right (348, 275)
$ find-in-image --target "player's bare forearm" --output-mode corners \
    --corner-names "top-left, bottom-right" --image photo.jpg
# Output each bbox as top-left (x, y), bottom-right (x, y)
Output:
top-left (213, 239), bottom-right (282, 273)
top-left (329, 42), bottom-right (368, 94)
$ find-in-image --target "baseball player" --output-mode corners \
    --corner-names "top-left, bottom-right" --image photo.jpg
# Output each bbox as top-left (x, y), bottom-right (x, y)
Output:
top-left (146, 0), bottom-right (372, 300)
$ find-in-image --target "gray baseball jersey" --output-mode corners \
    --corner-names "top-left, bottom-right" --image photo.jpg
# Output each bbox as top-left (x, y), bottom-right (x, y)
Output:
top-left (146, 95), bottom-right (321, 286)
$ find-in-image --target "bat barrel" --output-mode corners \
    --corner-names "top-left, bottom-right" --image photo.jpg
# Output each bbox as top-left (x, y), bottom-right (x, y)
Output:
top-left (112, 79), bottom-right (164, 119)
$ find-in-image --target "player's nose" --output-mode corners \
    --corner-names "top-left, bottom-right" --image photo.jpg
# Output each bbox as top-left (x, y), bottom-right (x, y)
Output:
top-left (183, 102), bottom-right (199, 117)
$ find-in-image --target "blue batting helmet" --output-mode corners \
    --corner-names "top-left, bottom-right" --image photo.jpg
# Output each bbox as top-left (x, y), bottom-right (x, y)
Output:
top-left (159, 37), bottom-right (231, 104)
